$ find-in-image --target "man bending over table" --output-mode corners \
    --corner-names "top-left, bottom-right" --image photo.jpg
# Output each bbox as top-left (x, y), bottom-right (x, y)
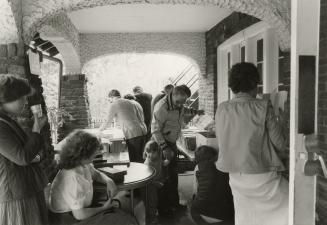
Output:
top-left (151, 85), bottom-right (204, 216)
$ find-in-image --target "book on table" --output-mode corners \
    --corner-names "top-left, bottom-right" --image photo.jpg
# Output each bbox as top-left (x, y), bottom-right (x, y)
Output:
top-left (93, 151), bottom-right (130, 168)
top-left (98, 167), bottom-right (127, 183)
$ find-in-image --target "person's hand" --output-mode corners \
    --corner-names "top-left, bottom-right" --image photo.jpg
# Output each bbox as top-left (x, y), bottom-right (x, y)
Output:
top-left (163, 159), bottom-right (170, 166)
top-left (106, 179), bottom-right (118, 198)
top-left (196, 110), bottom-right (205, 115)
top-left (102, 198), bottom-right (114, 210)
top-left (32, 115), bottom-right (47, 133)
top-left (163, 148), bottom-right (174, 161)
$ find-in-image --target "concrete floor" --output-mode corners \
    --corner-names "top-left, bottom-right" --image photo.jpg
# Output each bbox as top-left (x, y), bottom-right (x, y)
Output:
top-left (116, 171), bottom-right (196, 225)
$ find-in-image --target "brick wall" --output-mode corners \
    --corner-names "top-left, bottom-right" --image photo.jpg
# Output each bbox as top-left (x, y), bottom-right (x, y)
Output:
top-left (317, 0), bottom-right (327, 223)
top-left (0, 43), bottom-right (26, 74)
top-left (203, 12), bottom-right (260, 116)
top-left (0, 42), bottom-right (55, 180)
top-left (58, 74), bottom-right (91, 141)
top-left (80, 32), bottom-right (206, 74)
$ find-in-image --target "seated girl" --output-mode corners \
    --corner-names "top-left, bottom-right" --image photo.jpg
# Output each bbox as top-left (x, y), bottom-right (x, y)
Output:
top-left (49, 130), bottom-right (137, 225)
top-left (191, 145), bottom-right (234, 225)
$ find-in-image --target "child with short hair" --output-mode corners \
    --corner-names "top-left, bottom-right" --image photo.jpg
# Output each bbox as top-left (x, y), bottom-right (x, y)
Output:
top-left (191, 145), bottom-right (234, 225)
top-left (143, 140), bottom-right (168, 225)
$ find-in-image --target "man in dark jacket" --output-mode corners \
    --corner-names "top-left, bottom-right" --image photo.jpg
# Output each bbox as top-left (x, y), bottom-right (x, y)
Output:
top-left (133, 86), bottom-right (152, 140)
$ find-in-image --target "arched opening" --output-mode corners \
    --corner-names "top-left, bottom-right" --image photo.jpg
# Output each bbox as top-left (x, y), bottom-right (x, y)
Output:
top-left (82, 53), bottom-right (200, 127)
top-left (23, 1), bottom-right (290, 50)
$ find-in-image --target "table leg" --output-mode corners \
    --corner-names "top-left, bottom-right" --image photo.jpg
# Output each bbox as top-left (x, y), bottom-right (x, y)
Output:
top-left (131, 189), bottom-right (134, 216)
top-left (145, 185), bottom-right (148, 224)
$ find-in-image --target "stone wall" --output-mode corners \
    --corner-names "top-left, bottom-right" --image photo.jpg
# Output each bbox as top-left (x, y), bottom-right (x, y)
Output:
top-left (58, 74), bottom-right (91, 141)
top-left (39, 13), bottom-right (81, 74)
top-left (80, 32), bottom-right (206, 74)
top-left (317, 0), bottom-right (327, 223)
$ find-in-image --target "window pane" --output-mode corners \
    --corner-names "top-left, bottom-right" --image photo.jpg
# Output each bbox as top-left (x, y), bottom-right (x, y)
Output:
top-left (257, 62), bottom-right (263, 84)
top-left (257, 39), bottom-right (263, 62)
top-left (241, 46), bottom-right (245, 62)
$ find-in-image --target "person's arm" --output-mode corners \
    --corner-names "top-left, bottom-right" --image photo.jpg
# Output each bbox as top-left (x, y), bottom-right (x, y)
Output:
top-left (134, 102), bottom-right (145, 123)
top-left (193, 165), bottom-right (198, 197)
top-left (90, 165), bottom-right (118, 198)
top-left (0, 123), bottom-right (43, 165)
top-left (151, 104), bottom-right (168, 149)
top-left (151, 105), bottom-right (175, 160)
top-left (183, 107), bottom-right (204, 116)
top-left (266, 101), bottom-right (286, 151)
top-left (72, 198), bottom-right (114, 220)
top-left (99, 105), bottom-right (116, 131)
top-left (62, 172), bottom-right (114, 220)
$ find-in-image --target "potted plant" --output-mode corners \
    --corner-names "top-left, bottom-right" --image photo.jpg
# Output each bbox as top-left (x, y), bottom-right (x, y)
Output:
top-left (47, 107), bottom-right (74, 144)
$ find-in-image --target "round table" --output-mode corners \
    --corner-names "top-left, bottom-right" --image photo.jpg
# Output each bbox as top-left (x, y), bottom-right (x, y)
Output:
top-left (117, 162), bottom-right (156, 190)
top-left (116, 162), bottom-right (156, 216)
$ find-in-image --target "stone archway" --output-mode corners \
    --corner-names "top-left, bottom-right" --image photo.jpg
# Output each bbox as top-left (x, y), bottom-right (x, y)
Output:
top-left (38, 13), bottom-right (81, 74)
top-left (80, 33), bottom-right (205, 75)
top-left (22, 0), bottom-right (291, 50)
top-left (82, 52), bottom-right (201, 126)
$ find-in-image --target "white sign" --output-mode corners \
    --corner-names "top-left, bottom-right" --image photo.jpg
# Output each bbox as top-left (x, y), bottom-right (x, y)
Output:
top-left (28, 49), bottom-right (41, 76)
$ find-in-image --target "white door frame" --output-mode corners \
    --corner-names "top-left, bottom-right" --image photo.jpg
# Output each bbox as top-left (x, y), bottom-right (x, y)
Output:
top-left (217, 21), bottom-right (279, 105)
top-left (289, 0), bottom-right (321, 224)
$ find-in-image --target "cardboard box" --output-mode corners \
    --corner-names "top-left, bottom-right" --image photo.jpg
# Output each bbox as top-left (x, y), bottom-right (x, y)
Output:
top-left (196, 132), bottom-right (219, 150)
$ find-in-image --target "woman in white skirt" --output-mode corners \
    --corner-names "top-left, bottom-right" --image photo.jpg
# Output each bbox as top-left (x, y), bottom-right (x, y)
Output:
top-left (215, 62), bottom-right (288, 225)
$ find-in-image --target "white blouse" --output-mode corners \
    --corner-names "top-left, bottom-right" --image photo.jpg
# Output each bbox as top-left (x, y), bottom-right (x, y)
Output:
top-left (49, 164), bottom-right (97, 213)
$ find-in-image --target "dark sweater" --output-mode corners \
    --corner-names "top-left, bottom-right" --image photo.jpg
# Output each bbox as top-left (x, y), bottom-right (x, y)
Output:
top-left (0, 112), bottom-right (47, 202)
top-left (134, 92), bottom-right (152, 131)
top-left (193, 163), bottom-right (234, 220)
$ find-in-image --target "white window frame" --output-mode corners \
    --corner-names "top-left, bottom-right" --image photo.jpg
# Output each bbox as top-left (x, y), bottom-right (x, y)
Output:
top-left (217, 21), bottom-right (279, 105)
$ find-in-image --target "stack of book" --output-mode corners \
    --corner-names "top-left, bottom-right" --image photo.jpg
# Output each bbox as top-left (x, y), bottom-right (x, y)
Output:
top-left (98, 167), bottom-right (127, 183)
top-left (93, 151), bottom-right (130, 169)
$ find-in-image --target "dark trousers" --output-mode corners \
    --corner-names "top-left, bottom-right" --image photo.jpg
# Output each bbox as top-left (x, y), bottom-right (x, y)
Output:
top-left (126, 135), bottom-right (146, 163)
top-left (145, 183), bottom-right (159, 223)
top-left (157, 143), bottom-right (179, 213)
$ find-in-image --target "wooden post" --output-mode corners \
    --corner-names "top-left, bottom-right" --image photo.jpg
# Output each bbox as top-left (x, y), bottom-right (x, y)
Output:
top-left (289, 0), bottom-right (321, 224)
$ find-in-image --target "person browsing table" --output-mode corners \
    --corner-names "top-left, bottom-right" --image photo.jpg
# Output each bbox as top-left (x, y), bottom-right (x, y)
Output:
top-left (100, 89), bottom-right (147, 163)
top-left (151, 84), bottom-right (204, 216)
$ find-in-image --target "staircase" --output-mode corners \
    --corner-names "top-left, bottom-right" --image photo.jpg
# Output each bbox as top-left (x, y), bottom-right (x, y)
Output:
top-left (170, 64), bottom-right (199, 110)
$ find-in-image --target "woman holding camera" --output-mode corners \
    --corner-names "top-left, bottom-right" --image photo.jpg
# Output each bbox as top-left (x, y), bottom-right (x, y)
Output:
top-left (0, 75), bottom-right (48, 225)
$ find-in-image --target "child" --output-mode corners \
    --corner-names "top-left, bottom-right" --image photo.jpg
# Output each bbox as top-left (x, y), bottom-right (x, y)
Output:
top-left (191, 145), bottom-right (234, 225)
top-left (143, 140), bottom-right (168, 225)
